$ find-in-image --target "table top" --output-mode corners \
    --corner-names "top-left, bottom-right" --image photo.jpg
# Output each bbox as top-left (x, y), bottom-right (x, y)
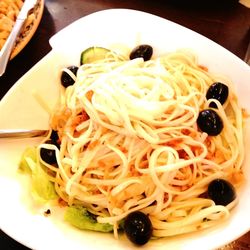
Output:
top-left (0, 0), bottom-right (250, 249)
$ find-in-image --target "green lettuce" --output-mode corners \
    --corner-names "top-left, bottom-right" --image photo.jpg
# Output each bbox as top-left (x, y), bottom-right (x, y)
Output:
top-left (64, 205), bottom-right (113, 232)
top-left (18, 147), bottom-right (58, 202)
top-left (19, 148), bottom-right (115, 233)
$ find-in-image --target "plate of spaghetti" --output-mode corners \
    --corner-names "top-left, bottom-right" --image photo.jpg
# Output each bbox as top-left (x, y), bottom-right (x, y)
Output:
top-left (0, 9), bottom-right (250, 250)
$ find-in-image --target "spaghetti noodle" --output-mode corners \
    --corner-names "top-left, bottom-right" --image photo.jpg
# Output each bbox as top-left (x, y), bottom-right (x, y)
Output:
top-left (38, 47), bottom-right (245, 239)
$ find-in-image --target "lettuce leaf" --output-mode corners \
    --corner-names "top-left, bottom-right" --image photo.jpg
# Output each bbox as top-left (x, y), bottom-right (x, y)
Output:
top-left (18, 147), bottom-right (58, 202)
top-left (20, 148), bottom-right (115, 233)
top-left (64, 205), bottom-right (113, 233)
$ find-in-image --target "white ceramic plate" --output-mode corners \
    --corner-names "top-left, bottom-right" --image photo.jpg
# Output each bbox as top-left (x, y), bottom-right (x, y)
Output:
top-left (0, 9), bottom-right (250, 250)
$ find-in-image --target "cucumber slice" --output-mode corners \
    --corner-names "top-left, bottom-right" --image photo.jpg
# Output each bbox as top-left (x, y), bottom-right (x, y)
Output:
top-left (80, 47), bottom-right (110, 65)
top-left (64, 206), bottom-right (113, 232)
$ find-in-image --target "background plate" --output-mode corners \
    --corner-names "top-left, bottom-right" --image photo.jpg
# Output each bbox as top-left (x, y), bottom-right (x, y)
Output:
top-left (10, 0), bottom-right (44, 59)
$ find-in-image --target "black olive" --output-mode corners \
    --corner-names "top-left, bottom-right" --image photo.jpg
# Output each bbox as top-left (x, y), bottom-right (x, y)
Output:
top-left (197, 109), bottom-right (223, 136)
top-left (208, 179), bottom-right (236, 206)
top-left (206, 82), bottom-right (229, 108)
top-left (40, 140), bottom-right (59, 165)
top-left (129, 45), bottom-right (153, 61)
top-left (50, 130), bottom-right (59, 145)
top-left (124, 211), bottom-right (152, 245)
top-left (61, 66), bottom-right (79, 88)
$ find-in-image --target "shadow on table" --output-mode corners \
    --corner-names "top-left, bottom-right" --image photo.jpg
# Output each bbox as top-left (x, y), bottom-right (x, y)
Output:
top-left (166, 0), bottom-right (239, 9)
top-left (0, 230), bottom-right (30, 250)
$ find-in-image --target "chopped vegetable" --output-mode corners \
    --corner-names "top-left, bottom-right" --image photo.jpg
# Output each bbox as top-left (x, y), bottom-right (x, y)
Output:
top-left (18, 147), bottom-right (58, 202)
top-left (80, 46), bottom-right (110, 65)
top-left (19, 147), bottom-right (36, 174)
top-left (64, 206), bottom-right (113, 232)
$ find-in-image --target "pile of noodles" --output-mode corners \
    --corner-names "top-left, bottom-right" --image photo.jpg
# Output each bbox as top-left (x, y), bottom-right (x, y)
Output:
top-left (39, 48), bottom-right (245, 237)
